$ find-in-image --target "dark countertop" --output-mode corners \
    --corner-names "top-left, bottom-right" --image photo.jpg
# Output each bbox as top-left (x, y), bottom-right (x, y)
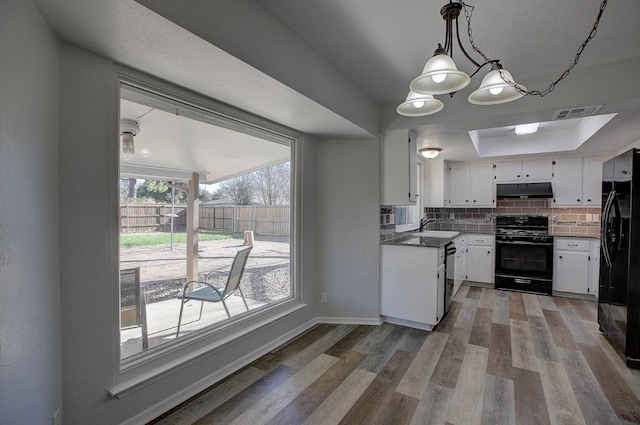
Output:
top-left (550, 233), bottom-right (600, 240)
top-left (380, 234), bottom-right (453, 248)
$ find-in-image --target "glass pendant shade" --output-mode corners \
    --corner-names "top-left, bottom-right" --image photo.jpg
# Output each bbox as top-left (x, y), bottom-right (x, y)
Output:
top-left (468, 68), bottom-right (525, 105)
top-left (410, 54), bottom-right (471, 95)
top-left (397, 91), bottom-right (444, 117)
top-left (122, 133), bottom-right (135, 156)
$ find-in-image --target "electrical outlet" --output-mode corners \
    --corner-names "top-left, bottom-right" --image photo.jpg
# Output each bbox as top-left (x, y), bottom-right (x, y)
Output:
top-left (53, 408), bottom-right (61, 425)
top-left (321, 292), bottom-right (328, 303)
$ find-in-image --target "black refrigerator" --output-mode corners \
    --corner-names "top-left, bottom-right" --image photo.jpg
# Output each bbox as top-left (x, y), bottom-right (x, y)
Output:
top-left (599, 148), bottom-right (640, 368)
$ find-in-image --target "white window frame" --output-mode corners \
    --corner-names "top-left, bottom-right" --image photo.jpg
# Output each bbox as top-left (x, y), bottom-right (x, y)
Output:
top-left (109, 68), bottom-right (305, 398)
top-left (395, 158), bottom-right (424, 232)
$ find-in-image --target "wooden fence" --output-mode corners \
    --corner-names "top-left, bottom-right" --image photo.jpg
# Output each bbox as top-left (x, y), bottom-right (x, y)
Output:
top-left (120, 204), bottom-right (290, 236)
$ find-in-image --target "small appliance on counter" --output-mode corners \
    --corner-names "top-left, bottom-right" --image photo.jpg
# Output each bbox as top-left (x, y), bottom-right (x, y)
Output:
top-left (599, 149), bottom-right (640, 368)
top-left (494, 215), bottom-right (553, 295)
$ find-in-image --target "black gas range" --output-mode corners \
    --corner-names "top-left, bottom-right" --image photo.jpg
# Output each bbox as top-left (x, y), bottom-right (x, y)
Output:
top-left (495, 215), bottom-right (553, 295)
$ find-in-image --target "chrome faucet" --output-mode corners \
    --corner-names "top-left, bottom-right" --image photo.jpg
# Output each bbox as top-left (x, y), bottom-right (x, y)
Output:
top-left (419, 218), bottom-right (437, 232)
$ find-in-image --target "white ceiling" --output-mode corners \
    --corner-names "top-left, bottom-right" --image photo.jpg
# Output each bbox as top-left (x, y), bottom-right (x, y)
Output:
top-left (34, 0), bottom-right (640, 163)
top-left (249, 0), bottom-right (640, 160)
top-left (119, 98), bottom-right (290, 183)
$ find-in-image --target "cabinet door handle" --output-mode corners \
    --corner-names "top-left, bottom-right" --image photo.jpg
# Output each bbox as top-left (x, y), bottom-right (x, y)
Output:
top-left (588, 199), bottom-right (592, 202)
top-left (568, 243), bottom-right (578, 247)
top-left (577, 199), bottom-right (581, 202)
top-left (526, 174), bottom-right (530, 178)
top-left (473, 200), bottom-right (476, 203)
top-left (559, 255), bottom-right (563, 259)
top-left (487, 250), bottom-right (491, 254)
top-left (517, 174), bottom-right (521, 178)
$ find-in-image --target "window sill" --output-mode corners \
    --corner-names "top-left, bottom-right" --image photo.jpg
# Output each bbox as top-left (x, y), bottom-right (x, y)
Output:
top-left (395, 224), bottom-right (419, 233)
top-left (108, 301), bottom-right (307, 399)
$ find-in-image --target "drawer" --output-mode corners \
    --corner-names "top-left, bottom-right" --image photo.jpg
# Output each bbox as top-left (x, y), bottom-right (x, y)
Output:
top-left (467, 234), bottom-right (495, 246)
top-left (555, 238), bottom-right (590, 251)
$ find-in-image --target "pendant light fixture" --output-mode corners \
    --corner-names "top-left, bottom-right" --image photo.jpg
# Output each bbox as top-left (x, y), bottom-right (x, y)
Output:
top-left (120, 119), bottom-right (140, 159)
top-left (396, 91), bottom-right (444, 116)
top-left (398, 0), bottom-right (608, 117)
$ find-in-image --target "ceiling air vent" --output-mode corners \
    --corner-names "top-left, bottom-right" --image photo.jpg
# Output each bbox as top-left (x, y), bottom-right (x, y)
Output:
top-left (552, 105), bottom-right (603, 120)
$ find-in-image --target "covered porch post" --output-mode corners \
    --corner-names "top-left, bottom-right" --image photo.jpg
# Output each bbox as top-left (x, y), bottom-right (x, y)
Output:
top-left (186, 172), bottom-right (199, 284)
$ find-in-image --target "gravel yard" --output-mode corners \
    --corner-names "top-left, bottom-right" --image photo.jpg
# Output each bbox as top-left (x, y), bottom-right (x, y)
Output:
top-left (120, 234), bottom-right (291, 304)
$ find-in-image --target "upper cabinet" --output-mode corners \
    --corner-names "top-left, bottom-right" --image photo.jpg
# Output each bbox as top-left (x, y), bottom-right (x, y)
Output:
top-left (449, 162), bottom-right (470, 206)
top-left (552, 156), bottom-right (611, 207)
top-left (469, 163), bottom-right (495, 206)
top-left (583, 156), bottom-right (611, 206)
top-left (494, 159), bottom-right (553, 182)
top-left (552, 158), bottom-right (583, 206)
top-left (447, 162), bottom-right (494, 207)
top-left (381, 130), bottom-right (417, 206)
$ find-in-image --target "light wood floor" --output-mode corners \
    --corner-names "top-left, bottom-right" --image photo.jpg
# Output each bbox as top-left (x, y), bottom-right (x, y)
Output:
top-left (149, 285), bottom-right (640, 425)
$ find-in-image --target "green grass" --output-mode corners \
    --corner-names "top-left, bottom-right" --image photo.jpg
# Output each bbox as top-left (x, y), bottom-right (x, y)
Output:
top-left (120, 232), bottom-right (243, 248)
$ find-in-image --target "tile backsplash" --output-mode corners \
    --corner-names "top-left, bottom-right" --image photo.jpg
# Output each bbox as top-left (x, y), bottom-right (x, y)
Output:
top-left (380, 199), bottom-right (601, 240)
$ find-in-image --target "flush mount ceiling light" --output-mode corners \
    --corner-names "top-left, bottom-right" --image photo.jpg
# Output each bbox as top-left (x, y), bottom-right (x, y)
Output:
top-left (419, 147), bottom-right (443, 159)
top-left (397, 0), bottom-right (608, 117)
top-left (120, 119), bottom-right (140, 159)
top-left (515, 122), bottom-right (540, 136)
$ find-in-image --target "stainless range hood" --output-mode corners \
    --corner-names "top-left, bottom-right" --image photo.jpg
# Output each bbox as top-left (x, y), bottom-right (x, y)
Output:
top-left (496, 182), bottom-right (554, 199)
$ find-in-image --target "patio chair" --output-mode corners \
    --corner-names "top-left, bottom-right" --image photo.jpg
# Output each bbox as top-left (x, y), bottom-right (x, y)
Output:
top-left (176, 246), bottom-right (252, 338)
top-left (120, 267), bottom-right (149, 350)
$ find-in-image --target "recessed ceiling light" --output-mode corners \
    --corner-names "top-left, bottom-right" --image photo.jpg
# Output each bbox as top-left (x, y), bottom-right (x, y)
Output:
top-left (515, 123), bottom-right (539, 136)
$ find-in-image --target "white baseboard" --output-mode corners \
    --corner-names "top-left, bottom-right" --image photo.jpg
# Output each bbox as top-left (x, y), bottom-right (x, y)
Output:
top-left (382, 316), bottom-right (434, 331)
top-left (119, 318), bottom-right (319, 425)
top-left (316, 316), bottom-right (383, 326)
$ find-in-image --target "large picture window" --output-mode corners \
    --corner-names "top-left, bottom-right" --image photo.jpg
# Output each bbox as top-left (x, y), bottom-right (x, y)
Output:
top-left (118, 84), bottom-right (295, 363)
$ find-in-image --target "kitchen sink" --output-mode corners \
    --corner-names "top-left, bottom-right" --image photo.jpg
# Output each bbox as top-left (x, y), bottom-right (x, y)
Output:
top-left (413, 230), bottom-right (460, 238)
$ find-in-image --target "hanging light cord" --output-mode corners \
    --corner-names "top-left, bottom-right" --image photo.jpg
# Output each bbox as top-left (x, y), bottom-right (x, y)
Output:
top-left (461, 0), bottom-right (608, 97)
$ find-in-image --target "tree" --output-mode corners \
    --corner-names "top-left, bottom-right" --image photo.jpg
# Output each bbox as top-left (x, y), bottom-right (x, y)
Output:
top-left (219, 174), bottom-right (254, 205)
top-left (251, 162), bottom-right (290, 205)
top-left (198, 188), bottom-right (212, 202)
top-left (137, 180), bottom-right (187, 203)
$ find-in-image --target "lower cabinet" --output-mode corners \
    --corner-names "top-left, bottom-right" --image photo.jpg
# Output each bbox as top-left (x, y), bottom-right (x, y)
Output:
top-left (467, 234), bottom-right (495, 284)
top-left (553, 237), bottom-right (599, 296)
top-left (453, 235), bottom-right (467, 296)
top-left (380, 245), bottom-right (443, 329)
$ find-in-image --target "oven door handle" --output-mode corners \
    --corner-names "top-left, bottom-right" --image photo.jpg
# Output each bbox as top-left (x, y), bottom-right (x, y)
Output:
top-left (514, 278), bottom-right (532, 284)
top-left (495, 241), bottom-right (553, 246)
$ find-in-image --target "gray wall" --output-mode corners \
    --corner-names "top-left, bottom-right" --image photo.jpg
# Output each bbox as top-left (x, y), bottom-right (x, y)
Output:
top-left (58, 43), bottom-right (321, 425)
top-left (316, 137), bottom-right (381, 319)
top-left (0, 1), bottom-right (62, 424)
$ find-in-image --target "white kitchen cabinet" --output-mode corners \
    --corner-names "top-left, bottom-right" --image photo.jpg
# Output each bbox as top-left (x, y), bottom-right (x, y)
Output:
top-left (523, 159), bottom-right (554, 181)
top-left (494, 161), bottom-right (522, 182)
top-left (449, 162), bottom-right (470, 206)
top-left (583, 156), bottom-right (611, 206)
top-left (552, 158), bottom-right (583, 207)
top-left (554, 237), bottom-right (598, 296)
top-left (381, 130), bottom-right (417, 206)
top-left (469, 163), bottom-right (495, 206)
top-left (453, 235), bottom-right (467, 295)
top-left (423, 159), bottom-right (449, 207)
top-left (380, 245), bottom-right (443, 329)
top-left (448, 162), bottom-right (494, 207)
top-left (494, 159), bottom-right (553, 182)
top-left (467, 234), bottom-right (495, 284)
